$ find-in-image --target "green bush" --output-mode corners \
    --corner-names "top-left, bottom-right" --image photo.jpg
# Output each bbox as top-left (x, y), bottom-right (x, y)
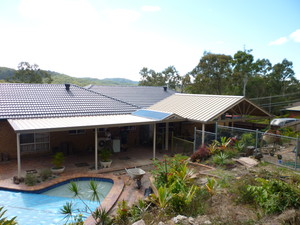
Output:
top-left (39, 169), bottom-right (52, 181)
top-left (230, 175), bottom-right (258, 204)
top-left (24, 173), bottom-right (38, 186)
top-left (151, 154), bottom-right (200, 215)
top-left (114, 200), bottom-right (130, 225)
top-left (212, 152), bottom-right (229, 166)
top-left (247, 178), bottom-right (300, 214)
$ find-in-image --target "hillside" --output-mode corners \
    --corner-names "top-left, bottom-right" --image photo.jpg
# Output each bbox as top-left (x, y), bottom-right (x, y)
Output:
top-left (0, 67), bottom-right (138, 86)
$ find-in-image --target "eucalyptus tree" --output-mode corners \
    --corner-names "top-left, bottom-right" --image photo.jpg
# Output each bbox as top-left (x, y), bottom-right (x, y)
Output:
top-left (189, 52), bottom-right (233, 95)
top-left (232, 49), bottom-right (255, 96)
top-left (10, 62), bottom-right (52, 83)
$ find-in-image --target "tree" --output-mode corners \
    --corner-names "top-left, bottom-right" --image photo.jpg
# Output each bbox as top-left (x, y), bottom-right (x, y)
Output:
top-left (162, 66), bottom-right (182, 90)
top-left (10, 62), bottom-right (52, 83)
top-left (232, 49), bottom-right (255, 96)
top-left (138, 66), bottom-right (182, 90)
top-left (188, 52), bottom-right (232, 95)
top-left (267, 59), bottom-right (296, 95)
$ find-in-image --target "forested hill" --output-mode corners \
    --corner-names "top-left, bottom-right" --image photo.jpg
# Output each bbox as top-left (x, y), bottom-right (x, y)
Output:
top-left (0, 67), bottom-right (138, 86)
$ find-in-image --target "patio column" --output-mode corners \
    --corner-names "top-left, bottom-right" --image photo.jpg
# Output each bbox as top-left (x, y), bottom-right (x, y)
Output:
top-left (153, 123), bottom-right (156, 159)
top-left (16, 133), bottom-right (21, 178)
top-left (95, 128), bottom-right (98, 170)
top-left (201, 123), bottom-right (205, 146)
top-left (165, 122), bottom-right (169, 150)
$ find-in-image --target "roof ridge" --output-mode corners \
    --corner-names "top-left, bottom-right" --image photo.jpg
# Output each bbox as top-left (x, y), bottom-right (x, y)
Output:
top-left (175, 93), bottom-right (244, 98)
top-left (75, 84), bottom-right (141, 109)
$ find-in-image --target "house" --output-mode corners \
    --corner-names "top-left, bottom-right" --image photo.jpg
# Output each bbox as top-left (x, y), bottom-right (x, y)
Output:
top-left (285, 106), bottom-right (300, 118)
top-left (0, 83), bottom-right (271, 178)
top-left (85, 85), bottom-right (176, 108)
top-left (0, 83), bottom-right (180, 177)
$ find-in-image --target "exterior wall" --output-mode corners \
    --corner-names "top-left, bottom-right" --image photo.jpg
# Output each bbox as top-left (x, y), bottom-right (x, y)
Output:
top-left (50, 129), bottom-right (95, 154)
top-left (0, 120), bottom-right (17, 159)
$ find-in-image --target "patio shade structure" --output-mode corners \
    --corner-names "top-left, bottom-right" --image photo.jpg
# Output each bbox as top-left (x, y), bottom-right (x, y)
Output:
top-left (148, 93), bottom-right (272, 145)
top-left (8, 111), bottom-right (184, 177)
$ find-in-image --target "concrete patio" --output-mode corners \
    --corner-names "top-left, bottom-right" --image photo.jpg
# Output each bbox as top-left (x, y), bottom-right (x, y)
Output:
top-left (0, 146), bottom-right (168, 188)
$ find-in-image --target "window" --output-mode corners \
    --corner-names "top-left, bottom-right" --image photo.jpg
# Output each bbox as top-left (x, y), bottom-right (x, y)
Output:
top-left (69, 130), bottom-right (86, 135)
top-left (20, 133), bottom-right (50, 153)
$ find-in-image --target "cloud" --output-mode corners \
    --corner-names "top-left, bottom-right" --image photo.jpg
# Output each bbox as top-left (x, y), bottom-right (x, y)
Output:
top-left (269, 37), bottom-right (288, 45)
top-left (290, 29), bottom-right (300, 42)
top-left (141, 5), bottom-right (161, 12)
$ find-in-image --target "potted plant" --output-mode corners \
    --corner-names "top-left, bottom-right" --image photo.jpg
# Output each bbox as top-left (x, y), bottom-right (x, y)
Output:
top-left (99, 148), bottom-right (112, 168)
top-left (51, 152), bottom-right (65, 174)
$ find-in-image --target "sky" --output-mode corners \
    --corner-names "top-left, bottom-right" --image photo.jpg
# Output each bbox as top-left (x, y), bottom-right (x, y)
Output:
top-left (0, 0), bottom-right (299, 81)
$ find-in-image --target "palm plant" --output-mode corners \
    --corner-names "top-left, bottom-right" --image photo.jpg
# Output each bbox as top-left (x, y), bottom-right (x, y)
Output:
top-left (60, 180), bottom-right (112, 225)
top-left (0, 207), bottom-right (17, 225)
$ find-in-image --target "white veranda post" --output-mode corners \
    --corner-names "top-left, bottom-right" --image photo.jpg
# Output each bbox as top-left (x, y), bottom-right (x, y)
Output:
top-left (201, 123), bottom-right (205, 146)
top-left (95, 128), bottom-right (98, 170)
top-left (17, 133), bottom-right (21, 177)
top-left (153, 123), bottom-right (156, 159)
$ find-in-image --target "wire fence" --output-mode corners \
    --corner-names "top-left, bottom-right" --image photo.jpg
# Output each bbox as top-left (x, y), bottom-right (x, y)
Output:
top-left (194, 125), bottom-right (300, 170)
top-left (171, 134), bottom-right (194, 156)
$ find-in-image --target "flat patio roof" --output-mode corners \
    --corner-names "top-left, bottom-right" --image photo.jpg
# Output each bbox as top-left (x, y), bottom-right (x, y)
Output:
top-left (8, 114), bottom-right (158, 133)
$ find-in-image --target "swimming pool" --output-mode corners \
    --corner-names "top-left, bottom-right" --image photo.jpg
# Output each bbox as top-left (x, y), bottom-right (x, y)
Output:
top-left (0, 177), bottom-right (113, 225)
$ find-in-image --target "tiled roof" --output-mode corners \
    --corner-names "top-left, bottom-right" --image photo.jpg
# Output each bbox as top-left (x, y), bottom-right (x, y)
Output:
top-left (0, 83), bottom-right (139, 119)
top-left (86, 85), bottom-right (176, 108)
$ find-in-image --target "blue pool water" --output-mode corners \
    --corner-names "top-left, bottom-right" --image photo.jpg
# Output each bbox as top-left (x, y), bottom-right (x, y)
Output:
top-left (0, 178), bottom-right (113, 225)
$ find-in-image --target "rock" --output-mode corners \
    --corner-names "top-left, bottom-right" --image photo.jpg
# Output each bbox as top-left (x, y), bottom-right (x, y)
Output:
top-left (157, 222), bottom-right (167, 225)
top-left (172, 215), bottom-right (187, 224)
top-left (188, 217), bottom-right (194, 224)
top-left (132, 219), bottom-right (146, 225)
top-left (194, 215), bottom-right (212, 225)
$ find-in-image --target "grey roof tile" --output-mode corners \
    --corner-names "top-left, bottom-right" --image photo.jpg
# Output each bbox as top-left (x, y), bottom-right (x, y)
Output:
top-left (0, 83), bottom-right (139, 119)
top-left (86, 85), bottom-right (176, 108)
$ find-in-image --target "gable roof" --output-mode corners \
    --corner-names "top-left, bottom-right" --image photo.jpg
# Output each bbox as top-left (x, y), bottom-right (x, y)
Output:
top-left (0, 83), bottom-right (139, 119)
top-left (148, 93), bottom-right (271, 123)
top-left (86, 85), bottom-right (176, 108)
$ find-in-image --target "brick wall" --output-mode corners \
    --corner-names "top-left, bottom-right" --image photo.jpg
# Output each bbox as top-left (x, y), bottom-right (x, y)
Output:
top-left (50, 129), bottom-right (95, 154)
top-left (0, 120), bottom-right (17, 159)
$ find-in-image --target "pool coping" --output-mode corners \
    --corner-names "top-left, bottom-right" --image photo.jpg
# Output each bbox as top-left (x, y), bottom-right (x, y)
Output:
top-left (0, 173), bottom-right (124, 225)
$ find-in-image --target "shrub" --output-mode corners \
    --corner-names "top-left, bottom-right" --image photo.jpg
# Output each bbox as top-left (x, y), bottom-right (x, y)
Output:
top-left (24, 173), bottom-right (38, 186)
top-left (247, 178), bottom-right (300, 214)
top-left (230, 175), bottom-right (258, 204)
top-left (152, 154), bottom-right (190, 188)
top-left (212, 152), bottom-right (230, 166)
top-left (39, 169), bottom-right (53, 181)
top-left (190, 146), bottom-right (211, 162)
top-left (114, 200), bottom-right (130, 225)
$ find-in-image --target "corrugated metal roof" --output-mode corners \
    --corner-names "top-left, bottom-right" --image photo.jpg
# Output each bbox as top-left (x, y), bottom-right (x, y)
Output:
top-left (8, 114), bottom-right (157, 133)
top-left (148, 93), bottom-right (247, 122)
top-left (86, 85), bottom-right (176, 108)
top-left (0, 83), bottom-right (139, 119)
top-left (286, 106), bottom-right (300, 111)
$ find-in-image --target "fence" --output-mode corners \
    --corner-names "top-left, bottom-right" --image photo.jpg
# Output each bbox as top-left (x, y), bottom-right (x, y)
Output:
top-left (171, 133), bottom-right (194, 156)
top-left (194, 125), bottom-right (300, 170)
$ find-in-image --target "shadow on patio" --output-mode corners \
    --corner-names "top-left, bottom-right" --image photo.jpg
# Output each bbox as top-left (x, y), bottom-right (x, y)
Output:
top-left (0, 146), bottom-right (168, 184)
